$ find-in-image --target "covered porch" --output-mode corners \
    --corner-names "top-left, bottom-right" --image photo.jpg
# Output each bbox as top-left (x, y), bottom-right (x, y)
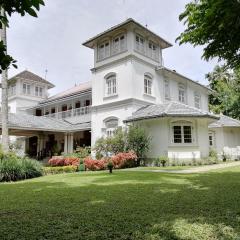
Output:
top-left (0, 113), bottom-right (91, 159)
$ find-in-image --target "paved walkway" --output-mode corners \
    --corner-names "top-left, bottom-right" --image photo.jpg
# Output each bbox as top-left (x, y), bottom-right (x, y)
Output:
top-left (123, 161), bottom-right (240, 174)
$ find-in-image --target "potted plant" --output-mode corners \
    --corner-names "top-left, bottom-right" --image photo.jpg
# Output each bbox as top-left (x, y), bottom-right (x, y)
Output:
top-left (78, 159), bottom-right (85, 172)
top-left (159, 156), bottom-right (169, 167)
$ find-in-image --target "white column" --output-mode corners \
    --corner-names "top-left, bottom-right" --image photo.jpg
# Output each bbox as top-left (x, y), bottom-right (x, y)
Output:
top-left (68, 133), bottom-right (74, 153)
top-left (64, 133), bottom-right (68, 154)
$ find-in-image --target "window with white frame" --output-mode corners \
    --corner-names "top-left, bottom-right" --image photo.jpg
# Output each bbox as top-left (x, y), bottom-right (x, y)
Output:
top-left (178, 84), bottom-right (186, 103)
top-left (144, 74), bottom-right (153, 95)
top-left (148, 41), bottom-right (157, 60)
top-left (113, 34), bottom-right (126, 54)
top-left (135, 34), bottom-right (145, 53)
top-left (23, 83), bottom-right (31, 95)
top-left (194, 92), bottom-right (201, 109)
top-left (98, 41), bottom-right (110, 60)
top-left (105, 74), bottom-right (117, 96)
top-left (35, 86), bottom-right (43, 97)
top-left (164, 79), bottom-right (170, 100)
top-left (172, 122), bottom-right (193, 144)
top-left (8, 84), bottom-right (16, 96)
top-left (105, 118), bottom-right (118, 137)
top-left (209, 132), bottom-right (214, 147)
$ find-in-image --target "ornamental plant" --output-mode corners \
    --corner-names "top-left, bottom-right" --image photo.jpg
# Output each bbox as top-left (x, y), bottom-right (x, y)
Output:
top-left (84, 157), bottom-right (107, 171)
top-left (48, 156), bottom-right (80, 167)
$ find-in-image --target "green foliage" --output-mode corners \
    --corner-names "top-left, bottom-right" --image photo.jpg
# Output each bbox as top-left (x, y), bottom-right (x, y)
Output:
top-left (126, 125), bottom-right (151, 158)
top-left (207, 65), bottom-right (240, 119)
top-left (159, 156), bottom-right (169, 167)
top-left (0, 0), bottom-right (45, 72)
top-left (0, 153), bottom-right (43, 182)
top-left (78, 163), bottom-right (85, 172)
top-left (94, 125), bottom-right (150, 159)
top-left (177, 0), bottom-right (240, 69)
top-left (43, 165), bottom-right (77, 175)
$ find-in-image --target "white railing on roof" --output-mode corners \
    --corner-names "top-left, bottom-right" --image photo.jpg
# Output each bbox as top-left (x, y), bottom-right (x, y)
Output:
top-left (44, 106), bottom-right (91, 121)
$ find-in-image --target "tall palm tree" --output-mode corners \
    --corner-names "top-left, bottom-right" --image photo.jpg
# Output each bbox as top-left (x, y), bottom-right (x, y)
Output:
top-left (0, 7), bottom-right (9, 153)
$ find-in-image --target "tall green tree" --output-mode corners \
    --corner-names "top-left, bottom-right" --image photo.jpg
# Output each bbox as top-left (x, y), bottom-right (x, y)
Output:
top-left (177, 0), bottom-right (240, 69)
top-left (207, 65), bottom-right (240, 119)
top-left (0, 0), bottom-right (45, 152)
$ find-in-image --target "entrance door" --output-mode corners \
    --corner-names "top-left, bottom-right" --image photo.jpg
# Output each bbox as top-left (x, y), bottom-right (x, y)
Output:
top-left (28, 136), bottom-right (38, 157)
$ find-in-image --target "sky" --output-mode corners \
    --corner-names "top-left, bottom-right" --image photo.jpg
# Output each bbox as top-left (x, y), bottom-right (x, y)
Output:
top-left (6, 0), bottom-right (217, 95)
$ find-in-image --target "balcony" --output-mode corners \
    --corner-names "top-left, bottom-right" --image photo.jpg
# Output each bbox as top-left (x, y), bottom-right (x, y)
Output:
top-left (44, 106), bottom-right (91, 123)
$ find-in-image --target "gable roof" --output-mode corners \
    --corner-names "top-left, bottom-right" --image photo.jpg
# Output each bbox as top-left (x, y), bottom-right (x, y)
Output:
top-left (125, 102), bottom-right (219, 123)
top-left (8, 70), bottom-right (55, 89)
top-left (83, 18), bottom-right (172, 49)
top-left (209, 115), bottom-right (240, 128)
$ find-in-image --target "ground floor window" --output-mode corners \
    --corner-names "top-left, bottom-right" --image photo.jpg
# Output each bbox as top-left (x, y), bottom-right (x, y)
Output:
top-left (104, 118), bottom-right (118, 137)
top-left (208, 132), bottom-right (214, 147)
top-left (172, 123), bottom-right (193, 144)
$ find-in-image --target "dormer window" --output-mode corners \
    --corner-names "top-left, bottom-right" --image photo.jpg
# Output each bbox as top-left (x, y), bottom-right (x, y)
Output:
top-left (23, 83), bottom-right (31, 95)
top-left (113, 34), bottom-right (126, 54)
top-left (144, 74), bottom-right (153, 95)
top-left (135, 35), bottom-right (145, 53)
top-left (178, 84), bottom-right (186, 103)
top-left (98, 41), bottom-right (110, 60)
top-left (148, 41), bottom-right (157, 60)
top-left (35, 86), bottom-right (43, 97)
top-left (194, 92), bottom-right (201, 109)
top-left (105, 73), bottom-right (117, 97)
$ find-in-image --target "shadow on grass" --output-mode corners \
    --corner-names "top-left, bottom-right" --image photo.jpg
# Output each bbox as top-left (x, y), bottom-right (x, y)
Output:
top-left (0, 170), bottom-right (240, 239)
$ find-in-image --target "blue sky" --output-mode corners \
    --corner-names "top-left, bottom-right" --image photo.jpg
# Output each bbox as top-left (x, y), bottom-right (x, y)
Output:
top-left (6, 0), bottom-right (217, 95)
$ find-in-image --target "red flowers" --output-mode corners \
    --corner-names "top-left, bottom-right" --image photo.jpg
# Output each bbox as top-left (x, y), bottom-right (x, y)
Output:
top-left (48, 156), bottom-right (80, 167)
top-left (83, 151), bottom-right (137, 171)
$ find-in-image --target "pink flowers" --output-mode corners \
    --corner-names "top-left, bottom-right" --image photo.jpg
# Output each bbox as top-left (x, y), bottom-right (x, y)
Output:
top-left (83, 151), bottom-right (137, 171)
top-left (48, 156), bottom-right (80, 167)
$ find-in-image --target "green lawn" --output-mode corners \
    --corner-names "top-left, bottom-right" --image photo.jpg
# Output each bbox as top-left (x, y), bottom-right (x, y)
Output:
top-left (1, 168), bottom-right (240, 240)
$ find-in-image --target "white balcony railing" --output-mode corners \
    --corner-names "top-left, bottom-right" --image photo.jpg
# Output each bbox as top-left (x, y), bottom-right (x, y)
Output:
top-left (44, 106), bottom-right (91, 121)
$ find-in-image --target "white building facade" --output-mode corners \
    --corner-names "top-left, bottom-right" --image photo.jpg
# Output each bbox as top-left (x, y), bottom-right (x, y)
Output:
top-left (2, 18), bottom-right (240, 161)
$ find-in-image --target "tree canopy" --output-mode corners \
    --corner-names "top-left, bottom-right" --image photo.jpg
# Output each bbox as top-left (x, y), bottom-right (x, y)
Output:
top-left (207, 65), bottom-right (240, 119)
top-left (0, 0), bottom-right (45, 73)
top-left (177, 0), bottom-right (240, 69)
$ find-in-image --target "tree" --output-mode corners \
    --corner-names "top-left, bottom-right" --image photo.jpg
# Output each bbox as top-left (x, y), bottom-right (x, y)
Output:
top-left (177, 0), bottom-right (240, 69)
top-left (0, 1), bottom-right (45, 153)
top-left (207, 65), bottom-right (240, 119)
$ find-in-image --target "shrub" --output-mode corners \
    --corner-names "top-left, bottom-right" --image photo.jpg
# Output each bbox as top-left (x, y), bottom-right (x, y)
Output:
top-left (159, 156), bottom-right (169, 167)
top-left (43, 166), bottom-right (77, 175)
top-left (0, 154), bottom-right (43, 182)
top-left (111, 151), bottom-right (137, 169)
top-left (84, 157), bottom-right (107, 171)
top-left (48, 156), bottom-right (79, 167)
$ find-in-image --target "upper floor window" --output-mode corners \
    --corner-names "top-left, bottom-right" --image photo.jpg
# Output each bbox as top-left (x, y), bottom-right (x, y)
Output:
top-left (172, 122), bottom-right (193, 144)
top-left (105, 74), bottom-right (117, 96)
top-left (194, 92), bottom-right (201, 109)
top-left (98, 41), bottom-right (110, 60)
top-left (105, 118), bottom-right (118, 137)
top-left (113, 34), bottom-right (126, 55)
top-left (135, 35), bottom-right (145, 53)
top-left (23, 83), bottom-right (31, 95)
top-left (35, 86), bottom-right (43, 97)
top-left (144, 74), bottom-right (152, 95)
top-left (178, 84), bottom-right (186, 103)
top-left (164, 79), bottom-right (170, 100)
top-left (8, 84), bottom-right (16, 96)
top-left (148, 41), bottom-right (157, 60)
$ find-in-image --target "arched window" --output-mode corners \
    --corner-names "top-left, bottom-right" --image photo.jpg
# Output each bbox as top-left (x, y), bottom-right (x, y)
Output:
top-left (104, 117), bottom-right (119, 137)
top-left (105, 73), bottom-right (117, 97)
top-left (144, 74), bottom-right (153, 95)
top-left (178, 84), bottom-right (186, 103)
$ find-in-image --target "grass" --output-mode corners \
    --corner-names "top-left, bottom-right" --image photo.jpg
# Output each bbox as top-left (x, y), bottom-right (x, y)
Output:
top-left (1, 167), bottom-right (240, 239)
top-left (133, 166), bottom-right (194, 170)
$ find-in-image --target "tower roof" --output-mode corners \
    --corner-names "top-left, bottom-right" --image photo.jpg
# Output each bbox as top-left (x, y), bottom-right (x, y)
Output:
top-left (83, 18), bottom-right (172, 49)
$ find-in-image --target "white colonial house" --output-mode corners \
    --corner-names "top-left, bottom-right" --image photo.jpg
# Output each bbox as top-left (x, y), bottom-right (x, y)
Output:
top-left (1, 18), bottom-right (240, 160)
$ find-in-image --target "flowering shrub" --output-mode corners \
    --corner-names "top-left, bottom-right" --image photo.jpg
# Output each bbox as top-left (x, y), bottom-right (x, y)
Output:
top-left (48, 156), bottom-right (80, 167)
top-left (84, 157), bottom-right (107, 171)
top-left (44, 166), bottom-right (77, 175)
top-left (111, 151), bottom-right (137, 169)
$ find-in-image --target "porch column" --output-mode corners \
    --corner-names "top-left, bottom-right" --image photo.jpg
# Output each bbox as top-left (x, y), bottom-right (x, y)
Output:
top-left (64, 133), bottom-right (68, 154)
top-left (68, 133), bottom-right (74, 153)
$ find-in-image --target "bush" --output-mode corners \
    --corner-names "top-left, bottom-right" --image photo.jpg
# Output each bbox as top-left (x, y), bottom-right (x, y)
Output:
top-left (0, 154), bottom-right (43, 182)
top-left (84, 157), bottom-right (107, 171)
top-left (43, 166), bottom-right (77, 175)
top-left (159, 156), bottom-right (169, 167)
top-left (111, 151), bottom-right (137, 169)
top-left (48, 156), bottom-right (79, 167)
